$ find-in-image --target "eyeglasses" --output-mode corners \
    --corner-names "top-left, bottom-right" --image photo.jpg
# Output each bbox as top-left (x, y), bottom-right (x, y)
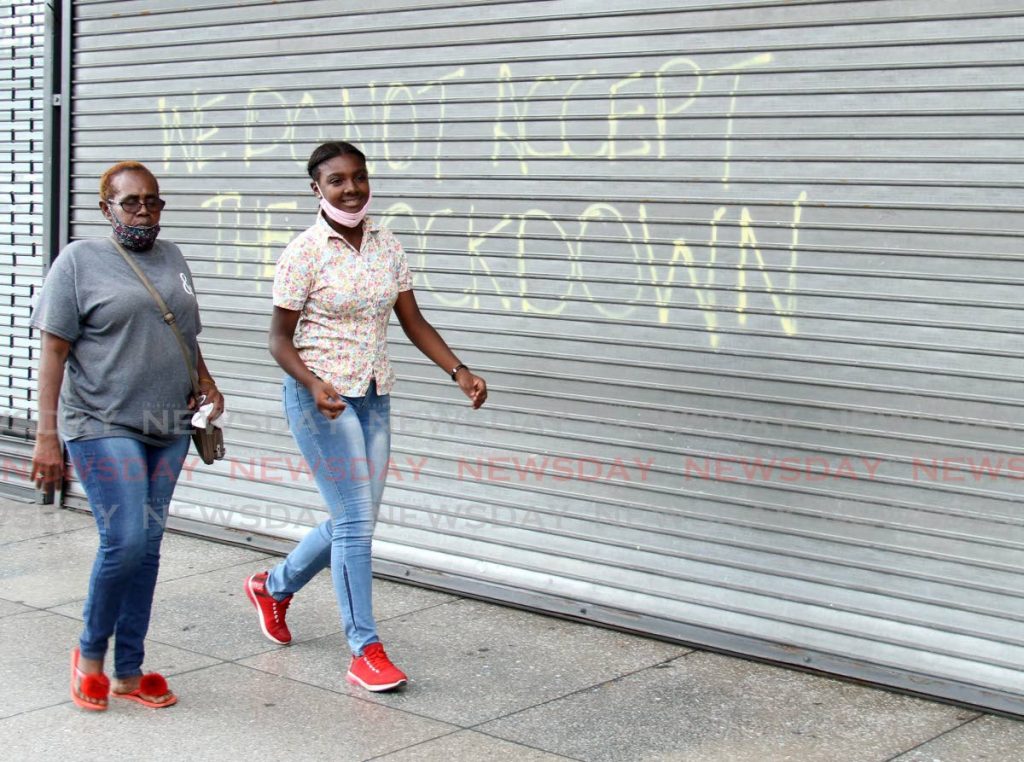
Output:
top-left (107, 197), bottom-right (166, 213)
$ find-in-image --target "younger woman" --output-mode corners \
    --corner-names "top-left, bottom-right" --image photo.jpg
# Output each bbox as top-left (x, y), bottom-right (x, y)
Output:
top-left (246, 141), bottom-right (487, 691)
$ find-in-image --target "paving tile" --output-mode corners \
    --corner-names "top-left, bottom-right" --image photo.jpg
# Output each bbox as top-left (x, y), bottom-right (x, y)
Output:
top-left (0, 504), bottom-right (94, 544)
top-left (375, 729), bottom-right (575, 761)
top-left (891, 714), bottom-right (1024, 761)
top-left (241, 598), bottom-right (688, 726)
top-left (2, 528), bottom-right (271, 609)
top-left (50, 558), bottom-right (331, 662)
top-left (0, 598), bottom-right (32, 618)
top-left (478, 650), bottom-right (976, 762)
top-left (365, 577), bottom-right (460, 620)
top-left (0, 609), bottom-right (220, 719)
top-left (0, 663), bottom-right (456, 761)
top-left (52, 560), bottom-right (457, 662)
top-left (141, 558), bottom-right (342, 662)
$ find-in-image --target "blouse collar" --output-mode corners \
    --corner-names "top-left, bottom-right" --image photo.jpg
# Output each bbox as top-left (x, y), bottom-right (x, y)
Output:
top-left (315, 212), bottom-right (378, 242)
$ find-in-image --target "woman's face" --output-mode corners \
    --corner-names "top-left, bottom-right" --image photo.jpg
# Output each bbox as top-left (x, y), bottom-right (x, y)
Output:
top-left (101, 170), bottom-right (162, 228)
top-left (312, 153), bottom-right (370, 211)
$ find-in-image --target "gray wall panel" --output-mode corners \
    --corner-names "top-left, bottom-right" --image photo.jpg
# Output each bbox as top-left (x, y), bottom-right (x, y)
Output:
top-left (59, 0), bottom-right (1024, 713)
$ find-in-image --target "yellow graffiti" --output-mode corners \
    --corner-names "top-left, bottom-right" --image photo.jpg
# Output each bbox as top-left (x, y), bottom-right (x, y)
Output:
top-left (466, 211), bottom-right (516, 312)
top-left (162, 51), bottom-right (806, 348)
top-left (607, 70), bottom-right (652, 160)
top-left (391, 202), bottom-right (472, 309)
top-left (381, 83), bottom-right (416, 171)
top-left (576, 203), bottom-right (645, 320)
top-left (655, 57), bottom-right (701, 160)
top-left (722, 73), bottom-right (741, 188)
top-left (339, 87), bottom-right (371, 163)
top-left (199, 194), bottom-right (244, 279)
top-left (491, 64), bottom-right (532, 175)
top-left (201, 193), bottom-right (298, 287)
top-left (523, 75), bottom-right (568, 161)
top-left (717, 53), bottom-right (774, 187)
top-left (258, 202), bottom-right (300, 279)
top-left (416, 68), bottom-right (466, 178)
top-left (243, 89), bottom-right (320, 167)
top-left (491, 58), bottom-right (708, 165)
top-left (735, 192), bottom-right (807, 335)
top-left (157, 91), bottom-right (226, 173)
top-left (674, 207), bottom-right (726, 348)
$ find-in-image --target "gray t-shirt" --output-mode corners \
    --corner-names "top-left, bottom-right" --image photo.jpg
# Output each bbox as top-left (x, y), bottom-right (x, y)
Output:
top-left (32, 237), bottom-right (203, 445)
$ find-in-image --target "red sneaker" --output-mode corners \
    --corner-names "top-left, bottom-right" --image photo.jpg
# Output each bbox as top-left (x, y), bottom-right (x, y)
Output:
top-left (346, 643), bottom-right (408, 692)
top-left (245, 571), bottom-right (292, 645)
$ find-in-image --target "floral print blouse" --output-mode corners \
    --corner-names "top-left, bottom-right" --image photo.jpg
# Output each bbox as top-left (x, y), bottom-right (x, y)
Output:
top-left (273, 214), bottom-right (413, 396)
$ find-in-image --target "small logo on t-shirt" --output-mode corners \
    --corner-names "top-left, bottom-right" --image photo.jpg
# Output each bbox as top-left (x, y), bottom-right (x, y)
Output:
top-left (180, 273), bottom-right (195, 296)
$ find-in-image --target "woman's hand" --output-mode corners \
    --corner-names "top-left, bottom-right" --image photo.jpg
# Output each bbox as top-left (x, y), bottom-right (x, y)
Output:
top-left (311, 378), bottom-right (346, 419)
top-left (190, 378), bottom-right (225, 421)
top-left (31, 432), bottom-right (65, 489)
top-left (456, 370), bottom-right (488, 409)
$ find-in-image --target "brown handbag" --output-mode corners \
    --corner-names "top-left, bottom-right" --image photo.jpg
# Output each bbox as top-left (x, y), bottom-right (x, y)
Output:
top-left (109, 237), bottom-right (226, 464)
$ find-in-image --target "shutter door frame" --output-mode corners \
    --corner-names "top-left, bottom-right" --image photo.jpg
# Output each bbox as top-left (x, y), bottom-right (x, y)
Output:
top-left (0, 0), bottom-right (58, 503)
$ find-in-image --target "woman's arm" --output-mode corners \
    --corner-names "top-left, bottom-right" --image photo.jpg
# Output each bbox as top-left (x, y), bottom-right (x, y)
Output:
top-left (192, 347), bottom-right (225, 420)
top-left (393, 290), bottom-right (487, 409)
top-left (31, 331), bottom-right (71, 488)
top-left (268, 306), bottom-right (345, 419)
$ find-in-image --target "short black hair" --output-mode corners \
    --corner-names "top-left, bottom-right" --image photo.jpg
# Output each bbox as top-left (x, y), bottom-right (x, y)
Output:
top-left (306, 141), bottom-right (367, 181)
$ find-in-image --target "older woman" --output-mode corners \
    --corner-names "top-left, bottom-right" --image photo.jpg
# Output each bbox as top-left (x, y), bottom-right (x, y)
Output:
top-left (31, 161), bottom-right (224, 711)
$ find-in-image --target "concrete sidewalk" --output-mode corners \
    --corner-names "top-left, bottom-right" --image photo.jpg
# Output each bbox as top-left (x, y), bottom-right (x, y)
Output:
top-left (1, 495), bottom-right (1022, 761)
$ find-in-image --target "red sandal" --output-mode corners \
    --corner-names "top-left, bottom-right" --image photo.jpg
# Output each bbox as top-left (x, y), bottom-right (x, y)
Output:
top-left (70, 647), bottom-right (109, 711)
top-left (112, 672), bottom-right (177, 709)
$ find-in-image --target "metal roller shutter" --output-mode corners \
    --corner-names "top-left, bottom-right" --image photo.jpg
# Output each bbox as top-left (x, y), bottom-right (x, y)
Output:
top-left (61, 0), bottom-right (1024, 712)
top-left (0, 0), bottom-right (48, 501)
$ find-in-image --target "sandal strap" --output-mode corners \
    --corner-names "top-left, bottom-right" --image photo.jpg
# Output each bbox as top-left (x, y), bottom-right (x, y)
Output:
top-left (139, 673), bottom-right (169, 695)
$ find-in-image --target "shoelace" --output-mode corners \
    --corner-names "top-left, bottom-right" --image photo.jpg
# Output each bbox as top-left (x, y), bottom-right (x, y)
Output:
top-left (271, 596), bottom-right (292, 622)
top-left (362, 646), bottom-right (390, 674)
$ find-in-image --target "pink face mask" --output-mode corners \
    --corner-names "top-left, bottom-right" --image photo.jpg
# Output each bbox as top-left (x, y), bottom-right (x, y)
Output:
top-left (315, 185), bottom-right (372, 228)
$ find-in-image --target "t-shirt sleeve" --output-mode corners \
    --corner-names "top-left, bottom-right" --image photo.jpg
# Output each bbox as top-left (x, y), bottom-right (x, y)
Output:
top-left (273, 237), bottom-right (316, 310)
top-left (31, 248), bottom-right (81, 342)
top-left (393, 235), bottom-right (413, 293)
top-left (182, 258), bottom-right (203, 334)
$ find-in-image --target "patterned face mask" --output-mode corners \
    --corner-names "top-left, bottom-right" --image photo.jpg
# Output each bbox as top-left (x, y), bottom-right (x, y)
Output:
top-left (107, 208), bottom-right (160, 251)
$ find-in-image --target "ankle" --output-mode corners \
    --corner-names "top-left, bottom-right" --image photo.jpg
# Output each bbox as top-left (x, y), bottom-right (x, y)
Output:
top-left (78, 656), bottom-right (104, 674)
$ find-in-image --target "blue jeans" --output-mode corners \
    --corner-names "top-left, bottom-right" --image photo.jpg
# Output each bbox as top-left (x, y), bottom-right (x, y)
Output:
top-left (66, 434), bottom-right (190, 679)
top-left (267, 376), bottom-right (391, 655)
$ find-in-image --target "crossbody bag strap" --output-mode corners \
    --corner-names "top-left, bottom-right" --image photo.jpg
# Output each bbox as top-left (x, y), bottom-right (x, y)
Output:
top-left (109, 236), bottom-right (201, 399)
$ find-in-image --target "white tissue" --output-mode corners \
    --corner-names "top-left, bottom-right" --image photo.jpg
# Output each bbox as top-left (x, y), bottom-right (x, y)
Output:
top-left (191, 402), bottom-right (226, 429)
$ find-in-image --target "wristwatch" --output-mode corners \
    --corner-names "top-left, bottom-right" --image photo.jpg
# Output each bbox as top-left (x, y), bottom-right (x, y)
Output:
top-left (449, 363), bottom-right (469, 381)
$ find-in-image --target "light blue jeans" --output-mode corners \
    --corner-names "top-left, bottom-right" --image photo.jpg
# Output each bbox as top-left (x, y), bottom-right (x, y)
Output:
top-left (267, 376), bottom-right (391, 655)
top-left (66, 434), bottom-right (190, 679)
